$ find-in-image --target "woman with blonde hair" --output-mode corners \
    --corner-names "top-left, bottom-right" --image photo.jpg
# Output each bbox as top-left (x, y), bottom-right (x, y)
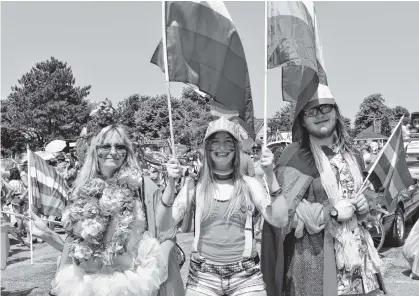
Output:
top-left (52, 123), bottom-right (182, 296)
top-left (157, 117), bottom-right (289, 296)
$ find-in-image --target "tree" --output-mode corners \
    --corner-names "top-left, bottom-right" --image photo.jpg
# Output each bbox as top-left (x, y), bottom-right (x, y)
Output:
top-left (341, 115), bottom-right (354, 137)
top-left (392, 105), bottom-right (410, 125)
top-left (129, 87), bottom-right (212, 148)
top-left (117, 94), bottom-right (149, 142)
top-left (354, 93), bottom-right (394, 137)
top-left (1, 57), bottom-right (92, 154)
top-left (268, 102), bottom-right (296, 136)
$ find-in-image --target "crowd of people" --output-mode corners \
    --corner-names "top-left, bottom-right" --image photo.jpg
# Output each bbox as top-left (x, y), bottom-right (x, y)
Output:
top-left (1, 95), bottom-right (418, 296)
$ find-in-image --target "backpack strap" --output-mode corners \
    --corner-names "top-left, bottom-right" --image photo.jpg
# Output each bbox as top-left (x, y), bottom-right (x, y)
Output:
top-left (191, 181), bottom-right (201, 257)
top-left (242, 189), bottom-right (254, 259)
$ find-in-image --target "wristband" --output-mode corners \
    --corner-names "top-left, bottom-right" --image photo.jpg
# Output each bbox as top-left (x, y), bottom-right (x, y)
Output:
top-left (269, 187), bottom-right (282, 197)
top-left (160, 198), bottom-right (174, 208)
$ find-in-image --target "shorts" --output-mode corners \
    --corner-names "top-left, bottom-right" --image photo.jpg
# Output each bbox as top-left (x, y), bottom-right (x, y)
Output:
top-left (186, 254), bottom-right (265, 296)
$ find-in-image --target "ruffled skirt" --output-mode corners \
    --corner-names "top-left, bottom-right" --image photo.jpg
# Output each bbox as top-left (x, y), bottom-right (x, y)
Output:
top-left (51, 232), bottom-right (168, 296)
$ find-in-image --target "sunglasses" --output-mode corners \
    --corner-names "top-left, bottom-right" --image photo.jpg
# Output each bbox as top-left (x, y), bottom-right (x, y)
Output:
top-left (304, 104), bottom-right (334, 117)
top-left (97, 144), bottom-right (127, 154)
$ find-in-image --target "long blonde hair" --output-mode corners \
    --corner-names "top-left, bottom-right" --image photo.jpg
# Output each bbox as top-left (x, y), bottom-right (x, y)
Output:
top-left (197, 132), bottom-right (250, 222)
top-left (73, 125), bottom-right (140, 194)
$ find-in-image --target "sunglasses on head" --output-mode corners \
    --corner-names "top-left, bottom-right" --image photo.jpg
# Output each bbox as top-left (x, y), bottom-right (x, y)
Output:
top-left (97, 144), bottom-right (127, 154)
top-left (304, 104), bottom-right (334, 117)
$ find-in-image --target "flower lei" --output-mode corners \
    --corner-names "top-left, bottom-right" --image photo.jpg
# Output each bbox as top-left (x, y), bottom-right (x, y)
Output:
top-left (62, 168), bottom-right (145, 266)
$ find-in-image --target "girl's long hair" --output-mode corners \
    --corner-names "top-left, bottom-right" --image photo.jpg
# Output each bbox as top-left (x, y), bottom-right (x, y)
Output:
top-left (73, 125), bottom-right (140, 193)
top-left (197, 132), bottom-right (250, 222)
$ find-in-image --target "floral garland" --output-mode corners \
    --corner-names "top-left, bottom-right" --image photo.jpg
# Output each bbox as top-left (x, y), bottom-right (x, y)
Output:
top-left (62, 169), bottom-right (145, 266)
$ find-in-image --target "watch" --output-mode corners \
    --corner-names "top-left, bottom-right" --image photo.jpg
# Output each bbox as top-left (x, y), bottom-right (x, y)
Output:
top-left (329, 207), bottom-right (338, 220)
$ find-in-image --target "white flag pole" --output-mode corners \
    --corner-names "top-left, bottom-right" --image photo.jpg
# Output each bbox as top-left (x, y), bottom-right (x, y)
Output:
top-left (26, 146), bottom-right (34, 264)
top-left (162, 0), bottom-right (176, 158)
top-left (263, 0), bottom-right (268, 147)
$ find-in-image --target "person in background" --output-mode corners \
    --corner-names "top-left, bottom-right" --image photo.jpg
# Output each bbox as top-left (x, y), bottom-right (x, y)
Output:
top-left (8, 168), bottom-right (29, 244)
top-left (62, 155), bottom-right (78, 189)
top-left (369, 142), bottom-right (380, 165)
top-left (362, 145), bottom-right (372, 168)
top-left (241, 147), bottom-right (256, 177)
top-left (251, 143), bottom-right (266, 236)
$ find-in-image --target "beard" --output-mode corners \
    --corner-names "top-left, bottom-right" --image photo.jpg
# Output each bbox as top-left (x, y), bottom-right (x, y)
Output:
top-left (306, 120), bottom-right (337, 139)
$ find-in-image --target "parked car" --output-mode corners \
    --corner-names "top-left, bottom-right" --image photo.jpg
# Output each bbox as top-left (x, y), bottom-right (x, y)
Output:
top-left (368, 184), bottom-right (419, 251)
top-left (405, 112), bottom-right (419, 180)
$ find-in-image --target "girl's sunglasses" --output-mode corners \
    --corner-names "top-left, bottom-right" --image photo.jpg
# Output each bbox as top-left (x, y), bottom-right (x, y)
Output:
top-left (97, 144), bottom-right (127, 155)
top-left (304, 104), bottom-right (334, 117)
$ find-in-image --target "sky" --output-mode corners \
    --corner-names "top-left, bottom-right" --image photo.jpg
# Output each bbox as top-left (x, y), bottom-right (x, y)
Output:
top-left (2, 1), bottom-right (419, 122)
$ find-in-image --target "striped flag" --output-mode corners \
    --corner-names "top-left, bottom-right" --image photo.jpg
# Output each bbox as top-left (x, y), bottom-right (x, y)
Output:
top-left (150, 1), bottom-right (255, 139)
top-left (367, 118), bottom-right (414, 206)
top-left (267, 1), bottom-right (332, 109)
top-left (28, 150), bottom-right (68, 217)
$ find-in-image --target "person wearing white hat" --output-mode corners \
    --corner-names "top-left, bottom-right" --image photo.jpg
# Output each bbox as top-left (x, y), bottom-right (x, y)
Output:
top-left (157, 117), bottom-right (288, 296)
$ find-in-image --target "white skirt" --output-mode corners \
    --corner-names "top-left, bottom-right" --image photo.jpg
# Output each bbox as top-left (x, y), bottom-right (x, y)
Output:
top-left (51, 232), bottom-right (168, 296)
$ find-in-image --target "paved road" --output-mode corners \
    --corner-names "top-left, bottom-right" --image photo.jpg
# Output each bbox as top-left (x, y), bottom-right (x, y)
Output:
top-left (1, 227), bottom-right (419, 296)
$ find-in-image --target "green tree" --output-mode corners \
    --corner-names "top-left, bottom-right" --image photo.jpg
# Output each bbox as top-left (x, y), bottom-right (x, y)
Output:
top-left (1, 57), bottom-right (92, 154)
top-left (354, 93), bottom-right (394, 137)
top-left (392, 105), bottom-right (410, 125)
top-left (117, 94), bottom-right (149, 142)
top-left (341, 115), bottom-right (354, 137)
top-left (130, 87), bottom-right (212, 148)
top-left (268, 102), bottom-right (296, 136)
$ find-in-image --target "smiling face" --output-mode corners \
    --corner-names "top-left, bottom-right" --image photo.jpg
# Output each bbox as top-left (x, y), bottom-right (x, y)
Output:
top-left (302, 105), bottom-right (337, 140)
top-left (209, 131), bottom-right (235, 170)
top-left (97, 131), bottom-right (127, 177)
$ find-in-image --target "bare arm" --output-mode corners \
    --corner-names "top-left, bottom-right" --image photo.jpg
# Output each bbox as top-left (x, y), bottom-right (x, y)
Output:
top-left (246, 176), bottom-right (288, 228)
top-left (155, 179), bottom-right (191, 233)
top-left (41, 229), bottom-right (65, 252)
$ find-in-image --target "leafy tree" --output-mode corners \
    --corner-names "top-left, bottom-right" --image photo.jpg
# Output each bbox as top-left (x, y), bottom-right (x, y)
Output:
top-left (268, 102), bottom-right (296, 136)
top-left (340, 115), bottom-right (354, 137)
top-left (117, 94), bottom-right (150, 142)
top-left (131, 88), bottom-right (212, 149)
top-left (354, 93), bottom-right (394, 137)
top-left (1, 57), bottom-right (92, 154)
top-left (392, 105), bottom-right (410, 125)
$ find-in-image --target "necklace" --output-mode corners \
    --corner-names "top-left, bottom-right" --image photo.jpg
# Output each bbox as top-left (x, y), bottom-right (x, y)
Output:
top-left (212, 168), bottom-right (233, 180)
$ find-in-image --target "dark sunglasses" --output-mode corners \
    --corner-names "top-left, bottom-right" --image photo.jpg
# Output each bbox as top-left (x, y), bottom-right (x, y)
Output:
top-left (97, 144), bottom-right (127, 154)
top-left (304, 104), bottom-right (334, 117)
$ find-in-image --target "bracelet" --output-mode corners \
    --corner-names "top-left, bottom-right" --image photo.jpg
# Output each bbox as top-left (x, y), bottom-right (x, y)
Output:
top-left (160, 198), bottom-right (174, 208)
top-left (269, 188), bottom-right (282, 197)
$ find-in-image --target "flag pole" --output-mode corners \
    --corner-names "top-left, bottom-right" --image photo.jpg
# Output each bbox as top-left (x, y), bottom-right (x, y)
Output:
top-left (357, 116), bottom-right (405, 195)
top-left (162, 0), bottom-right (176, 158)
top-left (263, 0), bottom-right (268, 147)
top-left (26, 145), bottom-right (34, 264)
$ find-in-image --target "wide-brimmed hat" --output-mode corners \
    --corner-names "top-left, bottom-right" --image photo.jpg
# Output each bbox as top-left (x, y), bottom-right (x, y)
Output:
top-left (204, 117), bottom-right (241, 143)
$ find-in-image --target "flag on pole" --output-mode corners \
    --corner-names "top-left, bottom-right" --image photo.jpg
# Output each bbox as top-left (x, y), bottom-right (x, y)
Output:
top-left (267, 1), bottom-right (329, 108)
top-left (151, 0), bottom-right (255, 139)
top-left (366, 117), bottom-right (414, 207)
top-left (28, 150), bottom-right (68, 218)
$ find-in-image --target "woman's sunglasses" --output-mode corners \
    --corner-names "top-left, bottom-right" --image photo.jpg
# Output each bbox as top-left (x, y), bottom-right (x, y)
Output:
top-left (97, 144), bottom-right (127, 155)
top-left (304, 104), bottom-right (334, 117)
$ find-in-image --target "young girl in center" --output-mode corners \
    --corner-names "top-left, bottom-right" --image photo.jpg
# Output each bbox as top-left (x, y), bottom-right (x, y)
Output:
top-left (156, 117), bottom-right (289, 296)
